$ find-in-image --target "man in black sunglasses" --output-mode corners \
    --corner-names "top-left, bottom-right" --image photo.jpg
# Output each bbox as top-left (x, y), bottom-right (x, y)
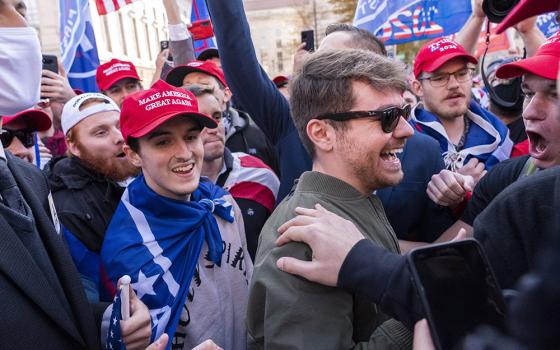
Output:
top-left (2, 109), bottom-right (51, 163)
top-left (246, 49), bottom-right (413, 349)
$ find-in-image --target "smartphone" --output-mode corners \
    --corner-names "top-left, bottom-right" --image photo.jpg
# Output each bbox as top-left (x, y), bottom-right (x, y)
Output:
top-left (301, 30), bottom-right (315, 52)
top-left (160, 40), bottom-right (169, 51)
top-left (42, 54), bottom-right (58, 74)
top-left (408, 239), bottom-right (507, 350)
top-left (160, 40), bottom-right (173, 61)
top-left (189, 19), bottom-right (214, 41)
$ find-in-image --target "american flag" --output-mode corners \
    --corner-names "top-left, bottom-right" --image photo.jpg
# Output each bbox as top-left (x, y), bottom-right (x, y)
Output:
top-left (95, 0), bottom-right (139, 16)
top-left (106, 288), bottom-right (124, 350)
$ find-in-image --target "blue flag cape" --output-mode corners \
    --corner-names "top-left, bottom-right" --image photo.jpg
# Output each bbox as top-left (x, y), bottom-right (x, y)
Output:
top-left (411, 101), bottom-right (512, 171)
top-left (101, 175), bottom-right (234, 346)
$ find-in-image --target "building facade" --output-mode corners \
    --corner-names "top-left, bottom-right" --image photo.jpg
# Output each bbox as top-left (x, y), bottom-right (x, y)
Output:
top-left (26, 0), bottom-right (342, 83)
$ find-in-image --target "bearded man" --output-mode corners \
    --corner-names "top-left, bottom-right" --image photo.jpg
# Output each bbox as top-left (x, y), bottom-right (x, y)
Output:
top-left (45, 93), bottom-right (139, 302)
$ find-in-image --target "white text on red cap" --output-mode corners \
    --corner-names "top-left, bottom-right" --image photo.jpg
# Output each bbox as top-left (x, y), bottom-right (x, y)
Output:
top-left (428, 38), bottom-right (458, 53)
top-left (103, 63), bottom-right (132, 76)
top-left (138, 90), bottom-right (194, 111)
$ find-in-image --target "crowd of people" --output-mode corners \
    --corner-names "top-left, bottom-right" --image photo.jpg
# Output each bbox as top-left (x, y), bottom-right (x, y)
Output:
top-left (0, 0), bottom-right (558, 348)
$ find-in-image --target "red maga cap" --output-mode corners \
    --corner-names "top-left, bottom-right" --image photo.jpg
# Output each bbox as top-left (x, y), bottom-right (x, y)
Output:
top-left (120, 80), bottom-right (218, 142)
top-left (3, 109), bottom-right (52, 132)
top-left (413, 38), bottom-right (478, 78)
top-left (496, 32), bottom-right (560, 81)
top-left (96, 59), bottom-right (141, 91)
top-left (496, 0), bottom-right (560, 34)
top-left (165, 60), bottom-right (227, 88)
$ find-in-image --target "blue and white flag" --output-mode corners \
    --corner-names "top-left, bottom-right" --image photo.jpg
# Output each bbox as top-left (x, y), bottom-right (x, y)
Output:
top-left (101, 175), bottom-right (234, 347)
top-left (106, 288), bottom-right (124, 350)
top-left (59, 0), bottom-right (100, 92)
top-left (191, 0), bottom-right (217, 55)
top-left (411, 101), bottom-right (513, 171)
top-left (353, 0), bottom-right (472, 45)
top-left (537, 12), bottom-right (559, 38)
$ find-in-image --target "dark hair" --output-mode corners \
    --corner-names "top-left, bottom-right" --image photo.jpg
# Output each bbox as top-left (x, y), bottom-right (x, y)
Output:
top-left (127, 137), bottom-right (140, 153)
top-left (325, 23), bottom-right (387, 56)
top-left (289, 49), bottom-right (406, 157)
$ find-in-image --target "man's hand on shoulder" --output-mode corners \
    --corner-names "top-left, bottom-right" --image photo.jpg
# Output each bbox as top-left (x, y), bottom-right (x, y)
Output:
top-left (275, 204), bottom-right (365, 286)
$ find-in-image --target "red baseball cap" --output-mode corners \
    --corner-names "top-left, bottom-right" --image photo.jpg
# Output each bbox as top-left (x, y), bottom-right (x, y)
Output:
top-left (96, 59), bottom-right (141, 91)
top-left (3, 109), bottom-right (52, 132)
top-left (496, 32), bottom-right (560, 81)
top-left (413, 38), bottom-right (478, 78)
top-left (496, 0), bottom-right (560, 34)
top-left (165, 60), bottom-right (227, 88)
top-left (272, 75), bottom-right (289, 87)
top-left (120, 80), bottom-right (218, 142)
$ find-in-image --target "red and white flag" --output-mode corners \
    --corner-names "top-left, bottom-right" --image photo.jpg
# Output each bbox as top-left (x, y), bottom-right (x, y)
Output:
top-left (95, 0), bottom-right (139, 15)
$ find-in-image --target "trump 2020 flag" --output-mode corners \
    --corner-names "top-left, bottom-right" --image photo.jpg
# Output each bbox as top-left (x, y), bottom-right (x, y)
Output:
top-left (353, 0), bottom-right (472, 45)
top-left (191, 0), bottom-right (217, 55)
top-left (59, 0), bottom-right (100, 92)
top-left (101, 175), bottom-right (234, 347)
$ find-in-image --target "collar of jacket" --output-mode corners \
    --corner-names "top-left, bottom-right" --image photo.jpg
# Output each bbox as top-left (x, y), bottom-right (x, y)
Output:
top-left (48, 156), bottom-right (118, 191)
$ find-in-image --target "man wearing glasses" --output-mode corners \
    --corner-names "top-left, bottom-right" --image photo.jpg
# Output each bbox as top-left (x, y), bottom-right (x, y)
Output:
top-left (246, 49), bottom-right (413, 349)
top-left (1, 109), bottom-right (51, 164)
top-left (410, 38), bottom-right (512, 174)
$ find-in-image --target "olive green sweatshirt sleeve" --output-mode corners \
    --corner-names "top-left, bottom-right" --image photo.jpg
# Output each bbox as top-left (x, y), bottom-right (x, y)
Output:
top-left (248, 240), bottom-right (357, 349)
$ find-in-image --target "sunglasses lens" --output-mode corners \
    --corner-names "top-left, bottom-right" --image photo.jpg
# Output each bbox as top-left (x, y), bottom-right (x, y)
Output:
top-left (22, 133), bottom-right (36, 148)
top-left (0, 131), bottom-right (13, 148)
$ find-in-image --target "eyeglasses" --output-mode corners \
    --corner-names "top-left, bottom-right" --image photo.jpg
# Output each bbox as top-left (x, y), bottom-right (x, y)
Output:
top-left (0, 129), bottom-right (36, 148)
top-left (316, 104), bottom-right (411, 133)
top-left (418, 68), bottom-right (475, 87)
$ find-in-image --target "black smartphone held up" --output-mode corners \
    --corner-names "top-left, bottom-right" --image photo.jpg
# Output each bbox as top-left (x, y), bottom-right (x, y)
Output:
top-left (408, 239), bottom-right (507, 350)
top-left (160, 40), bottom-right (169, 51)
top-left (160, 40), bottom-right (173, 61)
top-left (42, 54), bottom-right (58, 74)
top-left (301, 30), bottom-right (315, 52)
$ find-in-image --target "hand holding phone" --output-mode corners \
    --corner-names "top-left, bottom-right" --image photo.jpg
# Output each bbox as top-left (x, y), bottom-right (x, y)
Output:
top-left (301, 30), bottom-right (315, 52)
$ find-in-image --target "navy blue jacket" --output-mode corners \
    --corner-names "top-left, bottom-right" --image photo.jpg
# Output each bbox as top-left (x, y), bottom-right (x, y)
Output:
top-left (206, 0), bottom-right (452, 241)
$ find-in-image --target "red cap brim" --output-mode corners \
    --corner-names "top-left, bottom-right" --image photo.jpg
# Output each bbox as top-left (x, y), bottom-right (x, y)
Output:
top-left (496, 0), bottom-right (560, 34)
top-left (98, 73), bottom-right (141, 91)
top-left (3, 110), bottom-right (52, 131)
top-left (496, 55), bottom-right (559, 80)
top-left (127, 112), bottom-right (218, 140)
top-left (418, 53), bottom-right (478, 77)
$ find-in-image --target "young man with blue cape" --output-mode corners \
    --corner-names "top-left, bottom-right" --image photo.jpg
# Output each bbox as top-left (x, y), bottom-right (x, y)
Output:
top-left (101, 80), bottom-right (252, 350)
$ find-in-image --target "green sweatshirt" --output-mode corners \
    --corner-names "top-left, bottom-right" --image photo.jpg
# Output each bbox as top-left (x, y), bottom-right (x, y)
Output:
top-left (247, 171), bottom-right (412, 349)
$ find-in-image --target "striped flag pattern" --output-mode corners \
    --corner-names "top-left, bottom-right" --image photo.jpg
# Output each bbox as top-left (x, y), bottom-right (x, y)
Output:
top-left (95, 0), bottom-right (139, 15)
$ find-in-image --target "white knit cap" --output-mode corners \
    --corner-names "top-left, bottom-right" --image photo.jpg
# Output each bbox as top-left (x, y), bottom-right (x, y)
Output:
top-left (61, 93), bottom-right (120, 135)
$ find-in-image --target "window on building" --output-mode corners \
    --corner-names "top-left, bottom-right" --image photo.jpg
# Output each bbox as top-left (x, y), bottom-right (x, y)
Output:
top-left (119, 12), bottom-right (128, 56)
top-left (276, 39), bottom-right (282, 49)
top-left (102, 15), bottom-right (112, 52)
top-left (132, 15), bottom-right (142, 59)
top-left (277, 51), bottom-right (284, 72)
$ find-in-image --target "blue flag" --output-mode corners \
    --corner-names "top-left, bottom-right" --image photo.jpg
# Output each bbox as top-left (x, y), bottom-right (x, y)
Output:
top-left (101, 175), bottom-right (234, 348)
top-left (537, 13), bottom-right (559, 38)
top-left (59, 0), bottom-right (100, 92)
top-left (106, 288), bottom-right (124, 350)
top-left (411, 101), bottom-right (513, 171)
top-left (353, 0), bottom-right (472, 45)
top-left (191, 0), bottom-right (217, 55)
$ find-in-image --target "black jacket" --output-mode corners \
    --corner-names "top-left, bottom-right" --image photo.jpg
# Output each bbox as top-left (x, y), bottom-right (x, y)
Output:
top-left (225, 107), bottom-right (279, 176)
top-left (0, 152), bottom-right (101, 349)
top-left (45, 156), bottom-right (124, 253)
